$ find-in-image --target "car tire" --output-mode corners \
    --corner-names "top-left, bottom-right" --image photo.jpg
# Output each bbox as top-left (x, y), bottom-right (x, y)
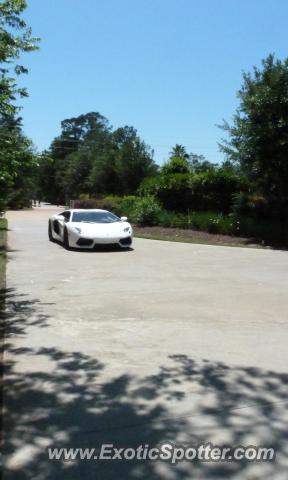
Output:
top-left (48, 221), bottom-right (53, 241)
top-left (63, 227), bottom-right (70, 250)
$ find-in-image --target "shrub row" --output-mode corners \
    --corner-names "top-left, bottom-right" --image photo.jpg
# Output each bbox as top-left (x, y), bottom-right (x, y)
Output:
top-left (73, 194), bottom-right (288, 244)
top-left (73, 195), bottom-right (240, 234)
top-left (139, 169), bottom-right (243, 213)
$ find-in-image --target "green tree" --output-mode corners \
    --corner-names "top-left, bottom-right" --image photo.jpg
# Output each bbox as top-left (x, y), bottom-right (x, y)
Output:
top-left (189, 153), bottom-right (215, 173)
top-left (219, 54), bottom-right (288, 221)
top-left (0, 115), bottom-right (36, 209)
top-left (89, 149), bottom-right (118, 196)
top-left (0, 0), bottom-right (39, 116)
top-left (0, 0), bottom-right (39, 209)
top-left (162, 156), bottom-right (190, 175)
top-left (89, 126), bottom-right (157, 196)
top-left (50, 112), bottom-right (110, 159)
top-left (169, 144), bottom-right (189, 159)
top-left (34, 152), bottom-right (59, 204)
top-left (162, 145), bottom-right (190, 174)
top-left (112, 126), bottom-right (157, 194)
top-left (46, 112), bottom-right (111, 202)
top-left (42, 114), bottom-right (158, 201)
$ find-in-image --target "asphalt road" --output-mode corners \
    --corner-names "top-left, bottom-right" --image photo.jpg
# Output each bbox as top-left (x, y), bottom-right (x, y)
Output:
top-left (3, 207), bottom-right (288, 479)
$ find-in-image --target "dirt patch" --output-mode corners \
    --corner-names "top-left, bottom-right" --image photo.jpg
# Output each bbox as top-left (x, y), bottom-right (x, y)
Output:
top-left (134, 225), bottom-right (262, 248)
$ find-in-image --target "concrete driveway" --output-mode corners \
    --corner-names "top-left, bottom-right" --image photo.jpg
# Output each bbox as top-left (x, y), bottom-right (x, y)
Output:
top-left (3, 207), bottom-right (288, 479)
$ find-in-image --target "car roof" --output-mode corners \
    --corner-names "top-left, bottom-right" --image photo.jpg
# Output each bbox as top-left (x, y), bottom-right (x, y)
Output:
top-left (67, 209), bottom-right (108, 212)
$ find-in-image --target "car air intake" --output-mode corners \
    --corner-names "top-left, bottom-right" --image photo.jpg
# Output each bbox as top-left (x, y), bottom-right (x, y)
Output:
top-left (119, 237), bottom-right (132, 246)
top-left (76, 238), bottom-right (93, 246)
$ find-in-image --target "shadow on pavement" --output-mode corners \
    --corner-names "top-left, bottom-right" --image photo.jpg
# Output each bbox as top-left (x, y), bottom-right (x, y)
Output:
top-left (1, 289), bottom-right (288, 479)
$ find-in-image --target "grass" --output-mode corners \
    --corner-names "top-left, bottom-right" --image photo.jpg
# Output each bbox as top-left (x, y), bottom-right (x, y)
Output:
top-left (0, 218), bottom-right (7, 290)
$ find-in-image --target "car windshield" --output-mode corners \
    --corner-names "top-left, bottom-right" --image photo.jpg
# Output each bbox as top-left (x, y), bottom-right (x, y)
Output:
top-left (71, 211), bottom-right (120, 223)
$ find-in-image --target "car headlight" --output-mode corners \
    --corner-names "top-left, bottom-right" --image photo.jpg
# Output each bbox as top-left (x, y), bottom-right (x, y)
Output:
top-left (123, 226), bottom-right (130, 233)
top-left (73, 227), bottom-right (82, 234)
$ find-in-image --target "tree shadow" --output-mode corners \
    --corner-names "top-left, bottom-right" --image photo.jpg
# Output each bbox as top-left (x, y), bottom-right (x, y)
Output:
top-left (2, 290), bottom-right (288, 479)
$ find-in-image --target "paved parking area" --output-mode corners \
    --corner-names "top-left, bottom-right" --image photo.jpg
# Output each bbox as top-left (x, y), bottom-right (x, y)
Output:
top-left (3, 208), bottom-right (288, 479)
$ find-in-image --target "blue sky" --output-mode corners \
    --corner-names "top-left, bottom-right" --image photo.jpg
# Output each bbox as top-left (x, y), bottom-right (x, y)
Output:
top-left (21, 0), bottom-right (288, 165)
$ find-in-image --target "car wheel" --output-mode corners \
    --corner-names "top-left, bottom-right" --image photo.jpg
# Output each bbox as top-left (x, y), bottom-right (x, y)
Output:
top-left (63, 227), bottom-right (70, 250)
top-left (48, 221), bottom-right (53, 241)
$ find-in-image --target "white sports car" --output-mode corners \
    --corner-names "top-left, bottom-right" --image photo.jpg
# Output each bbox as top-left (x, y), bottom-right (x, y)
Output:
top-left (48, 209), bottom-right (133, 249)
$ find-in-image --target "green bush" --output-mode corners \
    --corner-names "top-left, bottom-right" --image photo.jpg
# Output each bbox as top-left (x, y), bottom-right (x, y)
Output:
top-left (232, 192), bottom-right (270, 218)
top-left (139, 169), bottom-right (242, 213)
top-left (78, 193), bottom-right (90, 200)
top-left (0, 198), bottom-right (7, 214)
top-left (190, 211), bottom-right (236, 235)
top-left (190, 169), bottom-right (242, 213)
top-left (133, 196), bottom-right (162, 226)
top-left (156, 210), bottom-right (237, 235)
top-left (73, 196), bottom-right (122, 215)
top-left (157, 211), bottom-right (187, 228)
top-left (116, 196), bottom-right (138, 217)
top-left (139, 173), bottom-right (193, 211)
top-left (161, 156), bottom-right (190, 175)
top-left (100, 195), bottom-right (139, 218)
top-left (232, 215), bottom-right (288, 243)
top-left (74, 195), bottom-right (139, 220)
top-left (7, 189), bottom-right (32, 210)
top-left (73, 194), bottom-right (288, 243)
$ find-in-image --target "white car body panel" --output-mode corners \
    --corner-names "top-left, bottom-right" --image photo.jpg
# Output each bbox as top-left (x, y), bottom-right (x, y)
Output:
top-left (48, 209), bottom-right (133, 249)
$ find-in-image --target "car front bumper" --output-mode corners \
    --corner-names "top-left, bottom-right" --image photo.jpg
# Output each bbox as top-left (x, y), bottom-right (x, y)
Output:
top-left (70, 234), bottom-right (133, 249)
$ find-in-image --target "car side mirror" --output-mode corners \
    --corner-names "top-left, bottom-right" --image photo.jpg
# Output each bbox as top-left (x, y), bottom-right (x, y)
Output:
top-left (120, 216), bottom-right (128, 222)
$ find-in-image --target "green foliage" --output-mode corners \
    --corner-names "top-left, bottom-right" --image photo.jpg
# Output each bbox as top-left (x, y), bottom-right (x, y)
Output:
top-left (7, 187), bottom-right (31, 209)
top-left (232, 192), bottom-right (269, 218)
top-left (38, 113), bottom-right (158, 203)
top-left (0, 0), bottom-right (39, 116)
top-left (139, 173), bottom-right (192, 211)
top-left (71, 194), bottom-right (288, 244)
top-left (162, 145), bottom-right (191, 177)
top-left (72, 195), bottom-right (138, 219)
top-left (0, 0), bottom-right (39, 209)
top-left (155, 210), bottom-right (236, 234)
top-left (189, 153), bottom-right (216, 173)
top-left (132, 196), bottom-right (162, 226)
top-left (106, 195), bottom-right (139, 218)
top-left (73, 197), bottom-right (119, 213)
top-left (117, 195), bottom-right (138, 214)
top-left (186, 211), bottom-right (225, 234)
top-left (191, 168), bottom-right (243, 213)
top-left (75, 195), bottom-right (162, 226)
top-left (219, 54), bottom-right (288, 219)
top-left (226, 213), bottom-right (287, 244)
top-left (112, 126), bottom-right (158, 194)
top-left (162, 156), bottom-right (190, 175)
top-left (164, 148), bottom-right (215, 175)
top-left (156, 210), bottom-right (288, 244)
top-left (169, 144), bottom-right (189, 159)
top-left (139, 167), bottom-right (242, 213)
top-left (32, 152), bottom-right (58, 203)
top-left (0, 115), bottom-right (37, 209)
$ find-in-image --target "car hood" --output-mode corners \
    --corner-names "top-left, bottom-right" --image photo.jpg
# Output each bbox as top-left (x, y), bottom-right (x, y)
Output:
top-left (68, 221), bottom-right (131, 235)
